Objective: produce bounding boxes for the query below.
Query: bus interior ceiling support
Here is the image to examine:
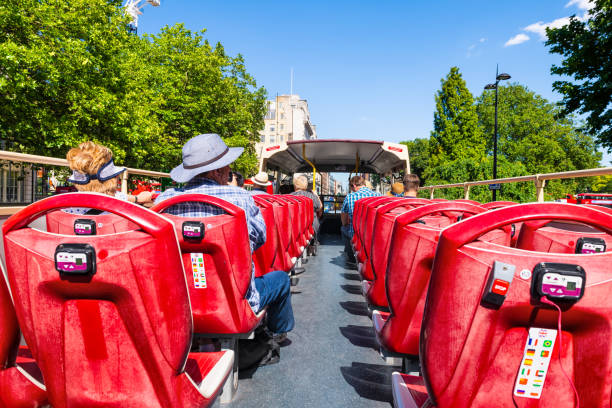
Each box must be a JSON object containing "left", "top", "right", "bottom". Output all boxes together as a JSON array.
[{"left": 302, "top": 144, "right": 317, "bottom": 193}]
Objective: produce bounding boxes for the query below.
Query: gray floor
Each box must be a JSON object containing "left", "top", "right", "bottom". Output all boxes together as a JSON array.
[{"left": 229, "top": 233, "right": 397, "bottom": 407}]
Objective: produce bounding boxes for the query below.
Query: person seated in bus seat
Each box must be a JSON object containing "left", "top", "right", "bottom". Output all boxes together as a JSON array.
[
  {"left": 228, "top": 171, "right": 244, "bottom": 187},
  {"left": 291, "top": 174, "right": 323, "bottom": 238},
  {"left": 154, "top": 133, "right": 295, "bottom": 339},
  {"left": 403, "top": 173, "right": 420, "bottom": 198},
  {"left": 387, "top": 182, "right": 404, "bottom": 197},
  {"left": 64, "top": 141, "right": 153, "bottom": 215},
  {"left": 340, "top": 175, "right": 380, "bottom": 263},
  {"left": 250, "top": 172, "right": 271, "bottom": 195}
]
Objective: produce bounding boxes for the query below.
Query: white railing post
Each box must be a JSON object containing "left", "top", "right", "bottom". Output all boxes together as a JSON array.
[
  {"left": 121, "top": 170, "right": 129, "bottom": 195},
  {"left": 464, "top": 184, "right": 470, "bottom": 200},
  {"left": 429, "top": 188, "right": 435, "bottom": 200},
  {"left": 535, "top": 176, "right": 546, "bottom": 202}
]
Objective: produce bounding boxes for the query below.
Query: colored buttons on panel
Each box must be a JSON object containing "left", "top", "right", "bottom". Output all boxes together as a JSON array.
[
  {"left": 191, "top": 252, "right": 207, "bottom": 289},
  {"left": 513, "top": 327, "right": 557, "bottom": 399}
]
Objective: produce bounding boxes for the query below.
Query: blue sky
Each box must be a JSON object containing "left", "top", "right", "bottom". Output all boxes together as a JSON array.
[{"left": 138, "top": 0, "right": 609, "bottom": 164}]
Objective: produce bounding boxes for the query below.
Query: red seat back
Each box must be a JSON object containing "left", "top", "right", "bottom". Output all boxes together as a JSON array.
[
  {"left": 351, "top": 196, "right": 381, "bottom": 252},
  {"left": 252, "top": 196, "right": 278, "bottom": 277},
  {"left": 357, "top": 196, "right": 397, "bottom": 277},
  {"left": 261, "top": 195, "right": 295, "bottom": 270},
  {"left": 281, "top": 195, "right": 307, "bottom": 247},
  {"left": 3, "top": 193, "right": 201, "bottom": 407},
  {"left": 380, "top": 203, "right": 510, "bottom": 355},
  {"left": 46, "top": 209, "right": 138, "bottom": 234},
  {"left": 0, "top": 271, "right": 48, "bottom": 407},
  {"left": 516, "top": 219, "right": 612, "bottom": 254},
  {"left": 366, "top": 199, "right": 431, "bottom": 307},
  {"left": 151, "top": 194, "right": 261, "bottom": 335},
  {"left": 422, "top": 203, "right": 612, "bottom": 407},
  {"left": 481, "top": 200, "right": 517, "bottom": 210}
]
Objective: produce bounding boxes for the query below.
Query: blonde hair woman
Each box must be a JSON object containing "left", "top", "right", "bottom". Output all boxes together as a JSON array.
[{"left": 65, "top": 141, "right": 152, "bottom": 214}]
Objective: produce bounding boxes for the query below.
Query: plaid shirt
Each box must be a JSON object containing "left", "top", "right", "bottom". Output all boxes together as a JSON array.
[
  {"left": 155, "top": 176, "right": 265, "bottom": 312},
  {"left": 341, "top": 187, "right": 380, "bottom": 235}
]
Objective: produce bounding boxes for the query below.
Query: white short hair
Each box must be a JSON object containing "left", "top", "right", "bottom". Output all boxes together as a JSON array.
[{"left": 293, "top": 175, "right": 308, "bottom": 190}]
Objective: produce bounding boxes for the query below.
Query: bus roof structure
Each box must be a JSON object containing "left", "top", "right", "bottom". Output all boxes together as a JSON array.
[{"left": 259, "top": 139, "right": 410, "bottom": 175}]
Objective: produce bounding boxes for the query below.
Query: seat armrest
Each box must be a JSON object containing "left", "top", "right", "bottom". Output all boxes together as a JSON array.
[{"left": 392, "top": 372, "right": 430, "bottom": 408}]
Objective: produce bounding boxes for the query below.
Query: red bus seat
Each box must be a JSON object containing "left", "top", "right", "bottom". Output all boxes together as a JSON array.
[
  {"left": 46, "top": 208, "right": 139, "bottom": 235},
  {"left": 516, "top": 219, "right": 612, "bottom": 254},
  {"left": 415, "top": 203, "right": 612, "bottom": 407},
  {"left": 0, "top": 272, "right": 47, "bottom": 408},
  {"left": 374, "top": 203, "right": 511, "bottom": 357},
  {"left": 3, "top": 193, "right": 233, "bottom": 407},
  {"left": 281, "top": 195, "right": 308, "bottom": 251},
  {"left": 351, "top": 196, "right": 382, "bottom": 255},
  {"left": 364, "top": 199, "right": 431, "bottom": 308},
  {"left": 357, "top": 196, "right": 397, "bottom": 279},
  {"left": 151, "top": 194, "right": 265, "bottom": 336},
  {"left": 481, "top": 201, "right": 517, "bottom": 210},
  {"left": 256, "top": 195, "right": 297, "bottom": 270},
  {"left": 252, "top": 197, "right": 279, "bottom": 277}
]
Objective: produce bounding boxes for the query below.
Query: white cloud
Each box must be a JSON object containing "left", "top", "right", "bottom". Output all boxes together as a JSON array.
[
  {"left": 524, "top": 16, "right": 571, "bottom": 40},
  {"left": 479, "top": 37, "right": 486, "bottom": 43},
  {"left": 566, "top": 0, "right": 595, "bottom": 10},
  {"left": 504, "top": 33, "right": 530, "bottom": 47}
]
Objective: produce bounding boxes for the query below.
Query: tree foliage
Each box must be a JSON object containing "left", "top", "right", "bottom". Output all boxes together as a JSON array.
[
  {"left": 405, "top": 75, "right": 602, "bottom": 203},
  {"left": 546, "top": 0, "right": 612, "bottom": 149},
  {"left": 476, "top": 83, "right": 601, "bottom": 199},
  {"left": 400, "top": 138, "right": 430, "bottom": 183},
  {"left": 0, "top": 0, "right": 266, "bottom": 176},
  {"left": 429, "top": 67, "right": 485, "bottom": 165}
]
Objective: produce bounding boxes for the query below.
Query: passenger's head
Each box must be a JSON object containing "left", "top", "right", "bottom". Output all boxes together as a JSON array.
[
  {"left": 66, "top": 141, "right": 125, "bottom": 195},
  {"left": 349, "top": 176, "right": 365, "bottom": 192},
  {"left": 250, "top": 172, "right": 271, "bottom": 190},
  {"left": 293, "top": 175, "right": 309, "bottom": 191},
  {"left": 170, "top": 133, "right": 244, "bottom": 185},
  {"left": 391, "top": 182, "right": 404, "bottom": 195},
  {"left": 228, "top": 171, "right": 244, "bottom": 187},
  {"left": 403, "top": 173, "right": 420, "bottom": 195}
]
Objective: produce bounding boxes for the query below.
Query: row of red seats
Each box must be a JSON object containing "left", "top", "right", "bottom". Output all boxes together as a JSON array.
[
  {"left": 350, "top": 197, "right": 612, "bottom": 407},
  {"left": 0, "top": 191, "right": 315, "bottom": 407}
]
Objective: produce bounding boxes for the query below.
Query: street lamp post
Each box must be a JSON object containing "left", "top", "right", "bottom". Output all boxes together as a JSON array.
[
  {"left": 123, "top": 0, "right": 160, "bottom": 33},
  {"left": 484, "top": 66, "right": 511, "bottom": 201}
]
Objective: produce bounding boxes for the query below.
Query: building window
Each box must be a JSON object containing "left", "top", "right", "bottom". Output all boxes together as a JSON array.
[
  {"left": 260, "top": 134, "right": 265, "bottom": 142},
  {"left": 280, "top": 136, "right": 284, "bottom": 142},
  {"left": 280, "top": 124, "right": 284, "bottom": 130},
  {"left": 270, "top": 136, "right": 276, "bottom": 143},
  {"left": 280, "top": 113, "right": 285, "bottom": 119},
  {"left": 270, "top": 126, "right": 275, "bottom": 132}
]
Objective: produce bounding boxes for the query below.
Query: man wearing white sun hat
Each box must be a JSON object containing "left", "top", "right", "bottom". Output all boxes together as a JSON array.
[
  {"left": 154, "top": 133, "right": 294, "bottom": 339},
  {"left": 250, "top": 172, "right": 271, "bottom": 195}
]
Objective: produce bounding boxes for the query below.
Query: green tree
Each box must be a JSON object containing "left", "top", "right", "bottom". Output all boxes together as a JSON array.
[
  {"left": 476, "top": 83, "right": 601, "bottom": 199},
  {"left": 0, "top": 0, "right": 139, "bottom": 161},
  {"left": 545, "top": 0, "right": 612, "bottom": 149},
  {"left": 0, "top": 0, "right": 267, "bottom": 176},
  {"left": 429, "top": 67, "right": 485, "bottom": 165},
  {"left": 401, "top": 138, "right": 430, "bottom": 183},
  {"left": 133, "top": 24, "right": 266, "bottom": 174}
]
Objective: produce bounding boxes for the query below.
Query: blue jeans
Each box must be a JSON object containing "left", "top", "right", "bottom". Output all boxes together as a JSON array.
[
  {"left": 255, "top": 270, "right": 295, "bottom": 334},
  {"left": 341, "top": 225, "right": 355, "bottom": 261}
]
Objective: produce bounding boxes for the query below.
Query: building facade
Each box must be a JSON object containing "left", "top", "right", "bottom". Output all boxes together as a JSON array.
[{"left": 257, "top": 94, "right": 316, "bottom": 150}]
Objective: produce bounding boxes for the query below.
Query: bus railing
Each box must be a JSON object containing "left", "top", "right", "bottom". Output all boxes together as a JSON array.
[
  {"left": 0, "top": 150, "right": 170, "bottom": 215},
  {"left": 421, "top": 166, "right": 612, "bottom": 202}
]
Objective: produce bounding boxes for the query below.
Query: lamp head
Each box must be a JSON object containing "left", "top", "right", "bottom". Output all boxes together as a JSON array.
[
  {"left": 484, "top": 83, "right": 497, "bottom": 90},
  {"left": 496, "top": 73, "right": 511, "bottom": 81}
]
